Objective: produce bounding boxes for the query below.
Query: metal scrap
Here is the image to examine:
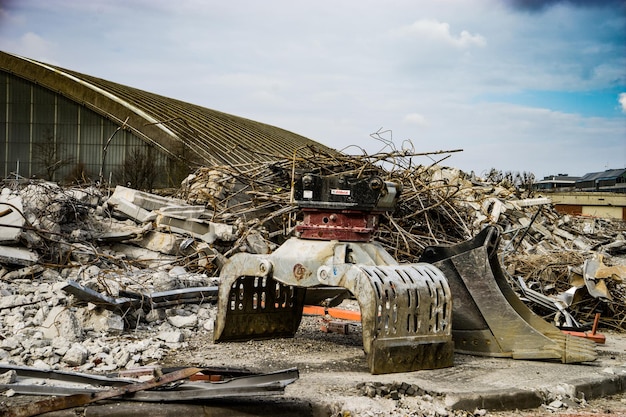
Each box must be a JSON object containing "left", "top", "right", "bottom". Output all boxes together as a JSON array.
[
  {"left": 0, "top": 364, "right": 299, "bottom": 405},
  {"left": 62, "top": 280, "right": 219, "bottom": 311},
  {"left": 2, "top": 366, "right": 201, "bottom": 417}
]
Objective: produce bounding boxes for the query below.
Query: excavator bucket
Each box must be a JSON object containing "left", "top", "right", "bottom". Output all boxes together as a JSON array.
[{"left": 419, "top": 226, "right": 597, "bottom": 363}]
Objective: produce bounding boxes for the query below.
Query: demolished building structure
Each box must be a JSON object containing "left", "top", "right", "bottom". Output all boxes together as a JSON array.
[
  {"left": 0, "top": 150, "right": 624, "bottom": 376},
  {"left": 0, "top": 50, "right": 625, "bottom": 414}
]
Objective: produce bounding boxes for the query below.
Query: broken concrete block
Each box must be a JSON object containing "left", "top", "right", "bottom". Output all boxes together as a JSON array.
[
  {"left": 40, "top": 306, "right": 84, "bottom": 341},
  {"left": 157, "top": 205, "right": 210, "bottom": 219},
  {"left": 202, "top": 320, "right": 214, "bottom": 331},
  {"left": 511, "top": 197, "right": 551, "bottom": 207},
  {"left": 0, "top": 294, "right": 29, "bottom": 309},
  {"left": 106, "top": 193, "right": 156, "bottom": 223},
  {"left": 482, "top": 198, "right": 504, "bottom": 223},
  {"left": 136, "top": 230, "right": 185, "bottom": 255},
  {"left": 81, "top": 309, "right": 125, "bottom": 334},
  {"left": 1, "top": 264, "right": 44, "bottom": 280},
  {"left": 114, "top": 349, "right": 131, "bottom": 368},
  {"left": 130, "top": 189, "right": 186, "bottom": 211},
  {"left": 50, "top": 337, "right": 72, "bottom": 356},
  {"left": 0, "top": 370, "right": 17, "bottom": 384},
  {"left": 145, "top": 309, "right": 166, "bottom": 323},
  {"left": 156, "top": 214, "right": 237, "bottom": 243},
  {"left": 157, "top": 330, "right": 184, "bottom": 343},
  {"left": 153, "top": 270, "right": 178, "bottom": 291},
  {"left": 0, "top": 191, "right": 24, "bottom": 242},
  {"left": 108, "top": 243, "right": 177, "bottom": 268},
  {"left": 246, "top": 231, "right": 272, "bottom": 254},
  {"left": 167, "top": 314, "right": 198, "bottom": 329},
  {"left": 0, "top": 245, "right": 39, "bottom": 266},
  {"left": 106, "top": 186, "right": 191, "bottom": 223},
  {"left": 62, "top": 343, "right": 89, "bottom": 366},
  {"left": 1, "top": 337, "right": 21, "bottom": 351},
  {"left": 553, "top": 227, "right": 576, "bottom": 241},
  {"left": 32, "top": 360, "right": 51, "bottom": 370}
]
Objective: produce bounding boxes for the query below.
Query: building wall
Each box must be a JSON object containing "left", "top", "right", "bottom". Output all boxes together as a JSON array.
[
  {"left": 581, "top": 206, "right": 623, "bottom": 219},
  {"left": 0, "top": 71, "right": 168, "bottom": 187},
  {"left": 553, "top": 204, "right": 582, "bottom": 216},
  {"left": 547, "top": 192, "right": 626, "bottom": 220}
]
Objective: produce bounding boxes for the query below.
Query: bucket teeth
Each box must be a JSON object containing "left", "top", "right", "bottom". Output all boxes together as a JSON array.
[{"left": 419, "top": 226, "right": 597, "bottom": 364}]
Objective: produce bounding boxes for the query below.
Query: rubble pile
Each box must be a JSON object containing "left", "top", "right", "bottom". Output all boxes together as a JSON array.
[
  {"left": 0, "top": 149, "right": 625, "bottom": 376},
  {"left": 180, "top": 150, "right": 626, "bottom": 329}
]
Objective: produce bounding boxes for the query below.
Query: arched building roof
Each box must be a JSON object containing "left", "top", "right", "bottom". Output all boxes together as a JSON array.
[{"left": 0, "top": 50, "right": 336, "bottom": 169}]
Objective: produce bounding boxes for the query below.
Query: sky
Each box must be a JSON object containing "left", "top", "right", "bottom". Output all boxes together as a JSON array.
[{"left": 0, "top": 0, "right": 624, "bottom": 179}]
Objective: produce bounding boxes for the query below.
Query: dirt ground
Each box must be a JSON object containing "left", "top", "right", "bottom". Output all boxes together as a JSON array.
[
  {"left": 159, "top": 308, "right": 626, "bottom": 417},
  {"left": 1, "top": 310, "right": 624, "bottom": 417}
]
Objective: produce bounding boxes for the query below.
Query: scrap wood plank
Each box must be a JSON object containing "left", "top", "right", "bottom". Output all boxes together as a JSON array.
[{"left": 3, "top": 367, "right": 201, "bottom": 417}]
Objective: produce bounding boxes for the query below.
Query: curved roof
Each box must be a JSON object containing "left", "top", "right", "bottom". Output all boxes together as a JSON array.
[{"left": 0, "top": 51, "right": 337, "bottom": 167}]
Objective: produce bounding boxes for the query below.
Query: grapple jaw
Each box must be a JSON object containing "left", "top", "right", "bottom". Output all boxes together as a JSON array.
[
  {"left": 319, "top": 263, "right": 454, "bottom": 374},
  {"left": 213, "top": 274, "right": 306, "bottom": 341},
  {"left": 419, "top": 226, "right": 597, "bottom": 364},
  {"left": 213, "top": 239, "right": 454, "bottom": 374}
]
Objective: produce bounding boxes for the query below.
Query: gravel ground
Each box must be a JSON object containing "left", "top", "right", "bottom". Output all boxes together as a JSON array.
[{"left": 160, "top": 306, "right": 626, "bottom": 417}]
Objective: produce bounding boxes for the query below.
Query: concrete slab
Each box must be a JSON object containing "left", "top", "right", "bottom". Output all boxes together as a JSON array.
[
  {"left": 156, "top": 214, "right": 237, "bottom": 243},
  {"left": 275, "top": 331, "right": 626, "bottom": 414},
  {"left": 106, "top": 194, "right": 155, "bottom": 223},
  {"left": 136, "top": 230, "right": 185, "bottom": 255},
  {"left": 0, "top": 245, "right": 39, "bottom": 266},
  {"left": 157, "top": 205, "right": 210, "bottom": 219},
  {"left": 0, "top": 192, "right": 24, "bottom": 242}
]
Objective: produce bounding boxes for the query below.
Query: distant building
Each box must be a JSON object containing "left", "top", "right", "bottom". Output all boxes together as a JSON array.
[
  {"left": 575, "top": 168, "right": 626, "bottom": 193},
  {"left": 533, "top": 174, "right": 580, "bottom": 192},
  {"left": 548, "top": 192, "right": 626, "bottom": 220},
  {"left": 534, "top": 169, "right": 626, "bottom": 220},
  {"left": 0, "top": 51, "right": 336, "bottom": 188}
]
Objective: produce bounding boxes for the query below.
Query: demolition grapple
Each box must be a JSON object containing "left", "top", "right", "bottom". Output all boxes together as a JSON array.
[
  {"left": 213, "top": 173, "right": 597, "bottom": 375},
  {"left": 213, "top": 173, "right": 454, "bottom": 374}
]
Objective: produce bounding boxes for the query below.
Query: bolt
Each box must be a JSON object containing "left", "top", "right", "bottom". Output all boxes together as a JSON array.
[
  {"left": 319, "top": 268, "right": 328, "bottom": 281},
  {"left": 293, "top": 263, "right": 306, "bottom": 280}
]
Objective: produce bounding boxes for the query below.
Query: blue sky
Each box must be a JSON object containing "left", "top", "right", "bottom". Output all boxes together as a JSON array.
[{"left": 0, "top": 0, "right": 624, "bottom": 179}]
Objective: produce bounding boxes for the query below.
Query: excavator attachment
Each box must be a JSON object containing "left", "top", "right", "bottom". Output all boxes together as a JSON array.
[
  {"left": 419, "top": 226, "right": 597, "bottom": 363},
  {"left": 318, "top": 262, "right": 453, "bottom": 374},
  {"left": 214, "top": 274, "right": 307, "bottom": 341},
  {"left": 213, "top": 239, "right": 454, "bottom": 374},
  {"left": 214, "top": 173, "right": 454, "bottom": 374}
]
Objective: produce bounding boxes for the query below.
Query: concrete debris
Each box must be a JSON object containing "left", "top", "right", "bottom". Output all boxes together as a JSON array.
[
  {"left": 0, "top": 150, "right": 624, "bottom": 414},
  {"left": 358, "top": 381, "right": 427, "bottom": 398},
  {"left": 0, "top": 190, "right": 24, "bottom": 243},
  {"left": 0, "top": 246, "right": 39, "bottom": 267}
]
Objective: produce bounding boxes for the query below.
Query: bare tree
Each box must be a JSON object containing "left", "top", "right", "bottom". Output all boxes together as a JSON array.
[
  {"left": 33, "top": 129, "right": 75, "bottom": 180},
  {"left": 115, "top": 146, "right": 159, "bottom": 191}
]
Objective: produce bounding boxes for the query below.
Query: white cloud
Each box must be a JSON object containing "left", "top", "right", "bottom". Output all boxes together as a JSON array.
[
  {"left": 404, "top": 113, "right": 428, "bottom": 126},
  {"left": 395, "top": 19, "right": 486, "bottom": 48},
  {"left": 0, "top": 0, "right": 623, "bottom": 178},
  {"left": 0, "top": 32, "right": 58, "bottom": 64}
]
